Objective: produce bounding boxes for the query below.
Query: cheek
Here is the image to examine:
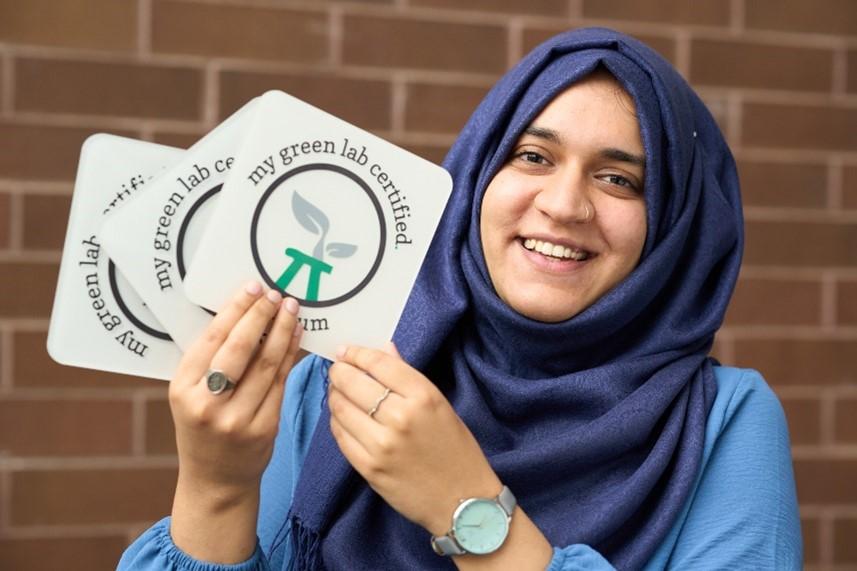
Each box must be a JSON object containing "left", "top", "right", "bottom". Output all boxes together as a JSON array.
[{"left": 605, "top": 200, "right": 647, "bottom": 263}]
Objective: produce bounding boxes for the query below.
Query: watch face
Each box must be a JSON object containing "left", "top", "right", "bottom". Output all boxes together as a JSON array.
[{"left": 452, "top": 498, "right": 509, "bottom": 555}]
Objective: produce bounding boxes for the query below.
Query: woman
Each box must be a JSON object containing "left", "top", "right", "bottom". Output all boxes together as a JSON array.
[{"left": 119, "top": 27, "right": 801, "bottom": 570}]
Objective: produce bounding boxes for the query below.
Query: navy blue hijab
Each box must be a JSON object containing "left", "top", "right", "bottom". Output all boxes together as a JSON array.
[{"left": 285, "top": 27, "right": 743, "bottom": 570}]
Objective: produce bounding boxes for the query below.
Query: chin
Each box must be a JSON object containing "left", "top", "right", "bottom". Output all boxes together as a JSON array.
[{"left": 509, "top": 298, "right": 583, "bottom": 323}]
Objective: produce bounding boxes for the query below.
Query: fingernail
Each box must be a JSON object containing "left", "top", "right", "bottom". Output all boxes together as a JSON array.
[
  {"left": 335, "top": 345, "right": 347, "bottom": 359},
  {"left": 284, "top": 297, "right": 299, "bottom": 315},
  {"left": 245, "top": 281, "right": 262, "bottom": 295},
  {"left": 266, "top": 289, "right": 282, "bottom": 304}
]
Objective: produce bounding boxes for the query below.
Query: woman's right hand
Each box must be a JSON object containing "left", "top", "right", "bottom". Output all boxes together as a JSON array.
[{"left": 168, "top": 281, "right": 302, "bottom": 563}]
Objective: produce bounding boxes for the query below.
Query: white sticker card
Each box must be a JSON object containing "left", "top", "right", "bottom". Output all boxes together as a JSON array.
[
  {"left": 100, "top": 100, "right": 259, "bottom": 350},
  {"left": 184, "top": 90, "right": 453, "bottom": 360},
  {"left": 47, "top": 134, "right": 185, "bottom": 380}
]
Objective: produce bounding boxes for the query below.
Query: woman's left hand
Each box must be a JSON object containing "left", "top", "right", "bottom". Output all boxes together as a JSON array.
[{"left": 328, "top": 344, "right": 502, "bottom": 536}]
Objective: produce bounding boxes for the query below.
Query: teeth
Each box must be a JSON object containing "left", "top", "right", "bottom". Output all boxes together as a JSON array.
[{"left": 522, "top": 238, "right": 589, "bottom": 260}]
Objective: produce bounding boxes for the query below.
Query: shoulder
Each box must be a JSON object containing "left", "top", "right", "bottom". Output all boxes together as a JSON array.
[
  {"left": 649, "top": 367, "right": 802, "bottom": 569},
  {"left": 708, "top": 366, "right": 787, "bottom": 445}
]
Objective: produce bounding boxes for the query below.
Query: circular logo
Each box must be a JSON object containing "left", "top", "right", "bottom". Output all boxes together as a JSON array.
[
  {"left": 176, "top": 184, "right": 222, "bottom": 280},
  {"left": 108, "top": 260, "right": 172, "bottom": 341},
  {"left": 250, "top": 163, "right": 385, "bottom": 308}
]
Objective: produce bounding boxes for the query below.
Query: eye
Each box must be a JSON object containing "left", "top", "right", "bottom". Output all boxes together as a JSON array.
[
  {"left": 515, "top": 151, "right": 548, "bottom": 165},
  {"left": 599, "top": 173, "right": 641, "bottom": 193}
]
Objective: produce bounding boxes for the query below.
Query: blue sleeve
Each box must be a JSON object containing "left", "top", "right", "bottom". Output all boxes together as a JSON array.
[
  {"left": 117, "top": 355, "right": 328, "bottom": 571},
  {"left": 656, "top": 369, "right": 802, "bottom": 569},
  {"left": 116, "top": 517, "right": 270, "bottom": 571}
]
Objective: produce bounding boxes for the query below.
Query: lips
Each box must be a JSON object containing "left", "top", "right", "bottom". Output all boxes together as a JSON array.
[{"left": 521, "top": 237, "right": 592, "bottom": 261}]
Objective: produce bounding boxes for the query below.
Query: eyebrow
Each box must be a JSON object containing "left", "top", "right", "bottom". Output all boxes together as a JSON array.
[{"left": 522, "top": 126, "right": 646, "bottom": 169}]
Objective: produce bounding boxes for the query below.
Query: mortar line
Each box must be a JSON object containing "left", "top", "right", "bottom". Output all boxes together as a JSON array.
[
  {"left": 820, "top": 272, "right": 838, "bottom": 331},
  {"left": 820, "top": 389, "right": 837, "bottom": 446},
  {"left": 729, "top": 0, "right": 745, "bottom": 33},
  {"left": 390, "top": 74, "right": 406, "bottom": 136},
  {"left": 137, "top": 0, "right": 153, "bottom": 57},
  {"left": 832, "top": 46, "right": 848, "bottom": 96},
  {"left": 329, "top": 5, "right": 344, "bottom": 68},
  {"left": 828, "top": 156, "right": 844, "bottom": 210},
  {"left": 508, "top": 17, "right": 524, "bottom": 69}
]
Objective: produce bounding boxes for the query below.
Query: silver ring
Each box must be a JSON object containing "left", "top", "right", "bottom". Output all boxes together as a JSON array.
[
  {"left": 205, "top": 369, "right": 236, "bottom": 395},
  {"left": 367, "top": 387, "right": 392, "bottom": 418}
]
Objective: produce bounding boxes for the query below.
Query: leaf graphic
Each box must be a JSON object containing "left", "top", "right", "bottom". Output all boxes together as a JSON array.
[
  {"left": 326, "top": 242, "right": 357, "bottom": 258},
  {"left": 292, "top": 191, "right": 329, "bottom": 236}
]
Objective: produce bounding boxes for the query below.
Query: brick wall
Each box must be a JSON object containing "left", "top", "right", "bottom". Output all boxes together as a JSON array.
[{"left": 0, "top": 0, "right": 855, "bottom": 569}]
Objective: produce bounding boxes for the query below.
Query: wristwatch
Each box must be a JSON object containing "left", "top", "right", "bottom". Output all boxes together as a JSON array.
[{"left": 431, "top": 486, "right": 516, "bottom": 556}]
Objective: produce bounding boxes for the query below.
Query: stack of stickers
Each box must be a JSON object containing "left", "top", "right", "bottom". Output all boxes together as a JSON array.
[{"left": 47, "top": 91, "right": 453, "bottom": 380}]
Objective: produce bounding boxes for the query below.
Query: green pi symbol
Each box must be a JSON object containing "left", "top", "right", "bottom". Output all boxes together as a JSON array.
[
  {"left": 276, "top": 248, "right": 332, "bottom": 302},
  {"left": 277, "top": 190, "right": 357, "bottom": 302}
]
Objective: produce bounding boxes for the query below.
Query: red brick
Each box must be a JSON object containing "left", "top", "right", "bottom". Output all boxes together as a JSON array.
[
  {"left": 405, "top": 82, "right": 488, "bottom": 135},
  {"left": 343, "top": 14, "right": 506, "bottom": 74},
  {"left": 0, "top": 192, "right": 10, "bottom": 248},
  {"left": 219, "top": 71, "right": 392, "bottom": 131},
  {"left": 22, "top": 193, "right": 71, "bottom": 250},
  {"left": 16, "top": 58, "right": 202, "bottom": 121},
  {"left": 399, "top": 143, "right": 450, "bottom": 165},
  {"left": 737, "top": 159, "right": 827, "bottom": 209},
  {"left": 11, "top": 467, "right": 176, "bottom": 525},
  {"left": 742, "top": 102, "right": 857, "bottom": 152},
  {"left": 152, "top": 1, "right": 328, "bottom": 63},
  {"left": 522, "top": 26, "right": 676, "bottom": 65},
  {"left": 582, "top": 0, "right": 729, "bottom": 26},
  {"left": 745, "top": 0, "right": 857, "bottom": 36},
  {"left": 733, "top": 338, "right": 857, "bottom": 386},
  {"left": 794, "top": 458, "right": 857, "bottom": 503},
  {"left": 744, "top": 220, "right": 857, "bottom": 267},
  {"left": 802, "top": 517, "right": 821, "bottom": 564},
  {"left": 0, "top": 398, "right": 132, "bottom": 456},
  {"left": 14, "top": 330, "right": 161, "bottom": 389},
  {"left": 151, "top": 131, "right": 203, "bottom": 149},
  {"left": 412, "top": 0, "right": 567, "bottom": 16},
  {"left": 0, "top": 261, "right": 59, "bottom": 317},
  {"left": 690, "top": 39, "right": 833, "bottom": 92},
  {"left": 839, "top": 281, "right": 857, "bottom": 325},
  {"left": 0, "top": 536, "right": 128, "bottom": 571},
  {"left": 0, "top": 122, "right": 133, "bottom": 181},
  {"left": 0, "top": 0, "right": 136, "bottom": 51},
  {"left": 146, "top": 398, "right": 176, "bottom": 455},
  {"left": 834, "top": 517, "right": 857, "bottom": 563},
  {"left": 844, "top": 165, "right": 857, "bottom": 210},
  {"left": 834, "top": 397, "right": 857, "bottom": 444},
  {"left": 725, "top": 278, "right": 822, "bottom": 326},
  {"left": 780, "top": 396, "right": 821, "bottom": 445}
]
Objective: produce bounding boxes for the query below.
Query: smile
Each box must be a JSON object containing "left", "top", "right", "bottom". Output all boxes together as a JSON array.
[{"left": 522, "top": 238, "right": 591, "bottom": 261}]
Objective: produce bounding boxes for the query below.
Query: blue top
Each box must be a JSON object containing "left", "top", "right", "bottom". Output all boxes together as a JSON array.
[{"left": 118, "top": 357, "right": 802, "bottom": 570}]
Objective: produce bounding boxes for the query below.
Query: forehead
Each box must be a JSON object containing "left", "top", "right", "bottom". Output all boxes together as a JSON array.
[{"left": 527, "top": 72, "right": 642, "bottom": 149}]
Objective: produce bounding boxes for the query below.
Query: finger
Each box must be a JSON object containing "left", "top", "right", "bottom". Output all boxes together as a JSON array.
[
  {"left": 207, "top": 289, "right": 283, "bottom": 385},
  {"left": 248, "top": 363, "right": 287, "bottom": 436},
  {"left": 231, "top": 297, "right": 301, "bottom": 410},
  {"left": 329, "top": 414, "right": 374, "bottom": 474},
  {"left": 328, "top": 385, "right": 386, "bottom": 454},
  {"left": 176, "top": 282, "right": 264, "bottom": 384},
  {"left": 329, "top": 360, "right": 403, "bottom": 421},
  {"left": 383, "top": 341, "right": 401, "bottom": 358},
  {"left": 335, "top": 345, "right": 412, "bottom": 395}
]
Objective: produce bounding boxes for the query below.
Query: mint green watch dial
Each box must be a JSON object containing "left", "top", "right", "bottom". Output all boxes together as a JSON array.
[{"left": 452, "top": 498, "right": 509, "bottom": 554}]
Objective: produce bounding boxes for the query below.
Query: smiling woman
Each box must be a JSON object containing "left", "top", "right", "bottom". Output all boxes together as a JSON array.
[
  {"left": 118, "top": 27, "right": 801, "bottom": 571},
  {"left": 480, "top": 70, "right": 648, "bottom": 323}
]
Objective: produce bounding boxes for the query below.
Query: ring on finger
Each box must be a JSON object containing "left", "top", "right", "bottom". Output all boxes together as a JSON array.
[
  {"left": 205, "top": 369, "right": 236, "bottom": 395},
  {"left": 367, "top": 387, "right": 392, "bottom": 418}
]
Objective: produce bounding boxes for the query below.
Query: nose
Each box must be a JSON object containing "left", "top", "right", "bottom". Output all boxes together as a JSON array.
[{"left": 532, "top": 167, "right": 593, "bottom": 224}]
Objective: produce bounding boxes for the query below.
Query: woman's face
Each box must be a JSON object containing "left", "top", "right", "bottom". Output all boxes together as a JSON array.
[{"left": 480, "top": 72, "right": 647, "bottom": 323}]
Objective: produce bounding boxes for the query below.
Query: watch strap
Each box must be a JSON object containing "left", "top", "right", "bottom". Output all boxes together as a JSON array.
[{"left": 497, "top": 485, "right": 516, "bottom": 516}]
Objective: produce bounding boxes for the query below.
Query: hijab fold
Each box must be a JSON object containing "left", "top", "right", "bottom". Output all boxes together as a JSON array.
[{"left": 285, "top": 27, "right": 743, "bottom": 570}]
